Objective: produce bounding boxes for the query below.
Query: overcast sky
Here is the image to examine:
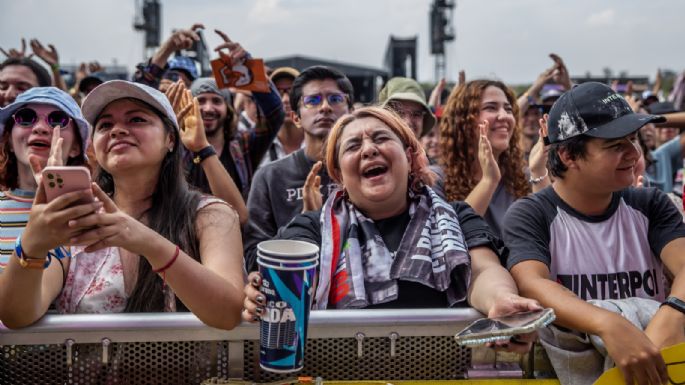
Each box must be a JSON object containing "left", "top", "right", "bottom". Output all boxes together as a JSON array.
[{"left": 1, "top": 0, "right": 683, "bottom": 84}]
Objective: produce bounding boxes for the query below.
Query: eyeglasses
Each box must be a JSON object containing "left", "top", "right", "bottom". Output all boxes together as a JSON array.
[
  {"left": 13, "top": 108, "right": 71, "bottom": 129},
  {"left": 389, "top": 104, "right": 426, "bottom": 120},
  {"left": 301, "top": 93, "right": 347, "bottom": 109}
]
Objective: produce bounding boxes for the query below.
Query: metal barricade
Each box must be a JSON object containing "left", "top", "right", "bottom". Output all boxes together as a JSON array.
[{"left": 0, "top": 308, "right": 507, "bottom": 385}]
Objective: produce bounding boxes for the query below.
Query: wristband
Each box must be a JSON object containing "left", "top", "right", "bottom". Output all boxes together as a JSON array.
[
  {"left": 14, "top": 236, "right": 51, "bottom": 269},
  {"left": 193, "top": 146, "right": 217, "bottom": 164},
  {"left": 50, "top": 63, "right": 60, "bottom": 71},
  {"left": 529, "top": 169, "right": 549, "bottom": 184},
  {"left": 661, "top": 296, "right": 685, "bottom": 315}
]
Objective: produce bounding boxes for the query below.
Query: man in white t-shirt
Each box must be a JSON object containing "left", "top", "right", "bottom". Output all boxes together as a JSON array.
[{"left": 504, "top": 82, "right": 685, "bottom": 385}]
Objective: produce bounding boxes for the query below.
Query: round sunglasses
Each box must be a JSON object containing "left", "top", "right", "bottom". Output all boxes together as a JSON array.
[{"left": 12, "top": 108, "right": 72, "bottom": 129}]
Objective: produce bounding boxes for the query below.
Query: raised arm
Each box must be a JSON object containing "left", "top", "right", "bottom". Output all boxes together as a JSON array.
[
  {"left": 166, "top": 81, "right": 248, "bottom": 224},
  {"left": 30, "top": 39, "right": 65, "bottom": 91},
  {"left": 464, "top": 120, "right": 499, "bottom": 216},
  {"left": 213, "top": 29, "right": 284, "bottom": 167},
  {"left": 134, "top": 24, "right": 203, "bottom": 88}
]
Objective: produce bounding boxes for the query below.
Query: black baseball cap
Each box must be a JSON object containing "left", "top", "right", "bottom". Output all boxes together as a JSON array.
[
  {"left": 546, "top": 82, "right": 666, "bottom": 144},
  {"left": 647, "top": 101, "right": 678, "bottom": 115}
]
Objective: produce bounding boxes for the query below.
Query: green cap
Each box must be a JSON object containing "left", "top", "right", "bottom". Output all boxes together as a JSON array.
[{"left": 378, "top": 77, "right": 436, "bottom": 137}]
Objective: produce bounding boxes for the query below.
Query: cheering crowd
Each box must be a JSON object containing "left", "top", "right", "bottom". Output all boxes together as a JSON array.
[{"left": 1, "top": 24, "right": 685, "bottom": 385}]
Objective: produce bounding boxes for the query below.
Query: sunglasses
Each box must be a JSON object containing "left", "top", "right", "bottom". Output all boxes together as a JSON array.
[
  {"left": 301, "top": 93, "right": 347, "bottom": 109},
  {"left": 13, "top": 108, "right": 71, "bottom": 129}
]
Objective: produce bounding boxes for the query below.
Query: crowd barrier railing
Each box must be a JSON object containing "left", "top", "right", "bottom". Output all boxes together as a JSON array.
[{"left": 0, "top": 308, "right": 556, "bottom": 384}]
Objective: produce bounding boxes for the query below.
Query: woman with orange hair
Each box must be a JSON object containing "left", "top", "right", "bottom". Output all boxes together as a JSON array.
[
  {"left": 439, "top": 80, "right": 549, "bottom": 237},
  {"left": 241, "top": 106, "right": 540, "bottom": 352}
]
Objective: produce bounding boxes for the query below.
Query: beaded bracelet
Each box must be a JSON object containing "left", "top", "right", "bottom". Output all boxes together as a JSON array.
[{"left": 529, "top": 169, "right": 549, "bottom": 184}]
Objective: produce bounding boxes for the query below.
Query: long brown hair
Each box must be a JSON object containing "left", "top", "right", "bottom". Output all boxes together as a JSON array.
[
  {"left": 93, "top": 98, "right": 206, "bottom": 313},
  {"left": 439, "top": 79, "right": 529, "bottom": 201}
]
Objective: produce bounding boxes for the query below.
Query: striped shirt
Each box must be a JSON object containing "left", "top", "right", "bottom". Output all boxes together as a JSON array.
[{"left": 0, "top": 189, "right": 35, "bottom": 273}]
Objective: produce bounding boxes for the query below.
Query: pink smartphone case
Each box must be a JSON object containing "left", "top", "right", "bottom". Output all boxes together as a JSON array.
[{"left": 42, "top": 166, "right": 92, "bottom": 203}]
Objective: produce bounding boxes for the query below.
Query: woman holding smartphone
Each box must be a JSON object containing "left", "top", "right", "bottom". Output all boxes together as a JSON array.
[
  {"left": 0, "top": 87, "right": 89, "bottom": 274},
  {"left": 0, "top": 80, "right": 245, "bottom": 330}
]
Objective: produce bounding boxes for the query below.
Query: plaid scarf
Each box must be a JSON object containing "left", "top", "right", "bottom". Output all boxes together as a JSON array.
[{"left": 315, "top": 186, "right": 470, "bottom": 309}]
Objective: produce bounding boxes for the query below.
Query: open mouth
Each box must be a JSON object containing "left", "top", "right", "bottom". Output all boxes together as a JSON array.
[
  {"left": 362, "top": 165, "right": 388, "bottom": 178},
  {"left": 28, "top": 140, "right": 50, "bottom": 149}
]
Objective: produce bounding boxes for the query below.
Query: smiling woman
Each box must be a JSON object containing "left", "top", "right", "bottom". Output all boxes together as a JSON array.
[
  {"left": 0, "top": 87, "right": 89, "bottom": 274},
  {"left": 438, "top": 80, "right": 530, "bottom": 237},
  {"left": 0, "top": 81, "right": 245, "bottom": 331},
  {"left": 241, "top": 106, "right": 542, "bottom": 354}
]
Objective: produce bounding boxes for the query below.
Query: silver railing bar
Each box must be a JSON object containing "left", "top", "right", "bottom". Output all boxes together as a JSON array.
[{"left": 0, "top": 308, "right": 482, "bottom": 345}]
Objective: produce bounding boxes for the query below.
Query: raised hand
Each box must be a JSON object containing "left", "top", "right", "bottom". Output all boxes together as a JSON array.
[
  {"left": 653, "top": 68, "right": 662, "bottom": 94},
  {"left": 166, "top": 23, "right": 204, "bottom": 52},
  {"left": 528, "top": 114, "right": 550, "bottom": 180},
  {"left": 28, "top": 126, "right": 65, "bottom": 186},
  {"left": 478, "top": 120, "right": 501, "bottom": 184},
  {"left": 549, "top": 53, "right": 572, "bottom": 90},
  {"left": 29, "top": 39, "right": 59, "bottom": 67},
  {"left": 152, "top": 23, "right": 204, "bottom": 68},
  {"left": 429, "top": 78, "right": 446, "bottom": 109},
  {"left": 623, "top": 81, "right": 642, "bottom": 112},
  {"left": 166, "top": 80, "right": 210, "bottom": 152},
  {"left": 0, "top": 38, "right": 33, "bottom": 59},
  {"left": 213, "top": 29, "right": 248, "bottom": 64},
  {"left": 88, "top": 61, "right": 103, "bottom": 74},
  {"left": 458, "top": 70, "right": 466, "bottom": 87},
  {"left": 302, "top": 161, "right": 323, "bottom": 212}
]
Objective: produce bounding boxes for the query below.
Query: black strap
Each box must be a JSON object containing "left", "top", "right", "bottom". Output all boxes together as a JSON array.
[{"left": 56, "top": 256, "right": 67, "bottom": 293}]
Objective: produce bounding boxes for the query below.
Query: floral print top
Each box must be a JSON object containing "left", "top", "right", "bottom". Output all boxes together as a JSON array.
[{"left": 56, "top": 196, "right": 227, "bottom": 314}]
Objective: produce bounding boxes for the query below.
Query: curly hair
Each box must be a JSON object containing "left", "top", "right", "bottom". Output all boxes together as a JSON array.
[{"left": 439, "top": 79, "right": 529, "bottom": 202}]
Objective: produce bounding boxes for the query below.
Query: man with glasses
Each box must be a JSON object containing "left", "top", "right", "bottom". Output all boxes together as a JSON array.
[
  {"left": 378, "top": 77, "right": 436, "bottom": 140},
  {"left": 259, "top": 67, "right": 304, "bottom": 166},
  {"left": 244, "top": 66, "right": 354, "bottom": 271}
]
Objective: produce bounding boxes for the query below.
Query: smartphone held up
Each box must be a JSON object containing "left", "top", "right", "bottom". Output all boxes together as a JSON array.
[{"left": 42, "top": 166, "right": 93, "bottom": 204}]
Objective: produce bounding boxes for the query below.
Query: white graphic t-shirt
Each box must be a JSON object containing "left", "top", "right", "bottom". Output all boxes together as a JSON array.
[{"left": 504, "top": 186, "right": 685, "bottom": 301}]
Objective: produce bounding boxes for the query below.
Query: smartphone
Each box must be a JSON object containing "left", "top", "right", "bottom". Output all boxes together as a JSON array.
[
  {"left": 454, "top": 308, "right": 556, "bottom": 347},
  {"left": 42, "top": 166, "right": 93, "bottom": 204}
]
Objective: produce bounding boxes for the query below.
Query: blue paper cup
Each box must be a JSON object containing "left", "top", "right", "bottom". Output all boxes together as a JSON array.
[{"left": 256, "top": 240, "right": 319, "bottom": 373}]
